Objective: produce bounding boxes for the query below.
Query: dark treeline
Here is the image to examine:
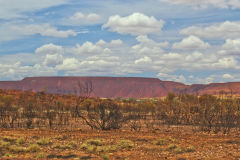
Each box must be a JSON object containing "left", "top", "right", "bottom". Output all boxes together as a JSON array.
[{"left": 0, "top": 89, "right": 240, "bottom": 134}]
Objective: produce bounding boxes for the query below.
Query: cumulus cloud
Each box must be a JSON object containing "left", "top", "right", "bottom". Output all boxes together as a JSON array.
[
  {"left": 0, "top": 62, "right": 58, "bottom": 80},
  {"left": 12, "top": 24, "right": 77, "bottom": 38},
  {"left": 69, "top": 12, "right": 101, "bottom": 25},
  {"left": 0, "top": 23, "right": 77, "bottom": 41},
  {"left": 135, "top": 56, "right": 152, "bottom": 64},
  {"left": 56, "top": 58, "right": 80, "bottom": 71},
  {"left": 185, "top": 52, "right": 203, "bottom": 61},
  {"left": 180, "top": 21, "right": 240, "bottom": 39},
  {"left": 162, "top": 0, "right": 240, "bottom": 9},
  {"left": 35, "top": 43, "right": 64, "bottom": 67},
  {"left": 212, "top": 57, "right": 239, "bottom": 69},
  {"left": 223, "top": 73, "right": 233, "bottom": 79},
  {"left": 172, "top": 35, "right": 210, "bottom": 50},
  {"left": 0, "top": 0, "right": 69, "bottom": 19},
  {"left": 219, "top": 39, "right": 240, "bottom": 56},
  {"left": 131, "top": 35, "right": 168, "bottom": 56},
  {"left": 69, "top": 42, "right": 111, "bottom": 55},
  {"left": 96, "top": 39, "right": 123, "bottom": 46},
  {"left": 110, "top": 39, "right": 123, "bottom": 46},
  {"left": 102, "top": 12, "right": 164, "bottom": 35},
  {"left": 35, "top": 43, "right": 64, "bottom": 55},
  {"left": 157, "top": 72, "right": 186, "bottom": 83},
  {"left": 43, "top": 54, "right": 63, "bottom": 67}
]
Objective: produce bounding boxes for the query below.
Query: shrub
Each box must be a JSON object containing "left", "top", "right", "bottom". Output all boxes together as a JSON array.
[
  {"left": 4, "top": 153, "right": 13, "bottom": 158},
  {"left": 117, "top": 140, "right": 134, "bottom": 149},
  {"left": 101, "top": 153, "right": 110, "bottom": 160},
  {"left": 52, "top": 143, "right": 74, "bottom": 150},
  {"left": 2, "top": 136, "right": 16, "bottom": 143},
  {"left": 168, "top": 144, "right": 183, "bottom": 154},
  {"left": 36, "top": 152, "right": 45, "bottom": 158},
  {"left": 186, "top": 145, "right": 196, "bottom": 152},
  {"left": 16, "top": 138, "right": 25, "bottom": 145},
  {"left": 80, "top": 143, "right": 96, "bottom": 153},
  {"left": 96, "top": 145, "right": 117, "bottom": 153},
  {"left": 86, "top": 139, "right": 103, "bottom": 146},
  {"left": 68, "top": 141, "right": 78, "bottom": 149},
  {"left": 37, "top": 138, "right": 50, "bottom": 145},
  {"left": 27, "top": 144, "right": 40, "bottom": 153},
  {"left": 0, "top": 141, "right": 10, "bottom": 148},
  {"left": 168, "top": 137, "right": 176, "bottom": 142},
  {"left": 9, "top": 145, "right": 26, "bottom": 153},
  {"left": 168, "top": 144, "right": 177, "bottom": 150},
  {"left": 174, "top": 146, "right": 183, "bottom": 154},
  {"left": 153, "top": 139, "right": 165, "bottom": 145}
]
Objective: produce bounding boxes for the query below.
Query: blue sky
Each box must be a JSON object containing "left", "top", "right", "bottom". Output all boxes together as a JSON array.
[{"left": 0, "top": 0, "right": 240, "bottom": 84}]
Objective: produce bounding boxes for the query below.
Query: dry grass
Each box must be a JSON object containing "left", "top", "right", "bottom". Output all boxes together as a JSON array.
[{"left": 0, "top": 128, "right": 239, "bottom": 160}]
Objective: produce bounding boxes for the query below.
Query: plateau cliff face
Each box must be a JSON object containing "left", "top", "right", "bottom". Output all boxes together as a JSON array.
[{"left": 0, "top": 77, "right": 239, "bottom": 98}]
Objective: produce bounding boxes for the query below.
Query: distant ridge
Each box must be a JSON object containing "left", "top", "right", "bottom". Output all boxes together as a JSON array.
[{"left": 0, "top": 77, "right": 240, "bottom": 98}]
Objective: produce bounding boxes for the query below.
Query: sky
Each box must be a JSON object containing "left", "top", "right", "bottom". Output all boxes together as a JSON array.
[{"left": 0, "top": 0, "right": 240, "bottom": 84}]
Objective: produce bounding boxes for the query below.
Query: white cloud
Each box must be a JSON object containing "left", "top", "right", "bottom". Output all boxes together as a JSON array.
[
  {"left": 102, "top": 12, "right": 164, "bottom": 35},
  {"left": 135, "top": 56, "right": 152, "bottom": 64},
  {"left": 0, "top": 0, "right": 69, "bottom": 19},
  {"left": 0, "top": 23, "right": 77, "bottom": 41},
  {"left": 35, "top": 43, "right": 64, "bottom": 55},
  {"left": 110, "top": 39, "right": 123, "bottom": 46},
  {"left": 96, "top": 39, "right": 123, "bottom": 46},
  {"left": 185, "top": 52, "right": 203, "bottom": 61},
  {"left": 12, "top": 24, "right": 77, "bottom": 38},
  {"left": 162, "top": 53, "right": 182, "bottom": 60},
  {"left": 220, "top": 39, "right": 240, "bottom": 56},
  {"left": 69, "top": 12, "right": 101, "bottom": 25},
  {"left": 212, "top": 57, "right": 239, "bottom": 69},
  {"left": 180, "top": 21, "right": 240, "bottom": 39},
  {"left": 43, "top": 54, "right": 63, "bottom": 67},
  {"left": 0, "top": 62, "right": 58, "bottom": 80},
  {"left": 69, "top": 42, "right": 111, "bottom": 55},
  {"left": 162, "top": 0, "right": 240, "bottom": 9},
  {"left": 56, "top": 58, "right": 80, "bottom": 71},
  {"left": 157, "top": 72, "right": 186, "bottom": 83},
  {"left": 172, "top": 35, "right": 210, "bottom": 50},
  {"left": 131, "top": 35, "right": 167, "bottom": 56},
  {"left": 223, "top": 73, "right": 233, "bottom": 79}
]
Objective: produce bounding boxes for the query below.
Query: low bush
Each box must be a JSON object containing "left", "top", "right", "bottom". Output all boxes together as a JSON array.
[
  {"left": 153, "top": 139, "right": 165, "bottom": 145},
  {"left": 37, "top": 138, "right": 51, "bottom": 145},
  {"left": 27, "top": 144, "right": 40, "bottom": 153},
  {"left": 117, "top": 140, "right": 134, "bottom": 149},
  {"left": 9, "top": 145, "right": 26, "bottom": 153}
]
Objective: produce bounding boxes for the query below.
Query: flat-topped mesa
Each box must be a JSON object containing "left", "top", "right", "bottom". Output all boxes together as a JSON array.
[{"left": 0, "top": 77, "right": 240, "bottom": 98}]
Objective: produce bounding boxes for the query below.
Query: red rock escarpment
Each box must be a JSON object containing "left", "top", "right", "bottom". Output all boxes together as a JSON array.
[{"left": 0, "top": 77, "right": 239, "bottom": 98}]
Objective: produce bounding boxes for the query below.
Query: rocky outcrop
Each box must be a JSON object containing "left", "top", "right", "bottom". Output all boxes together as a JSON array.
[{"left": 0, "top": 77, "right": 239, "bottom": 98}]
